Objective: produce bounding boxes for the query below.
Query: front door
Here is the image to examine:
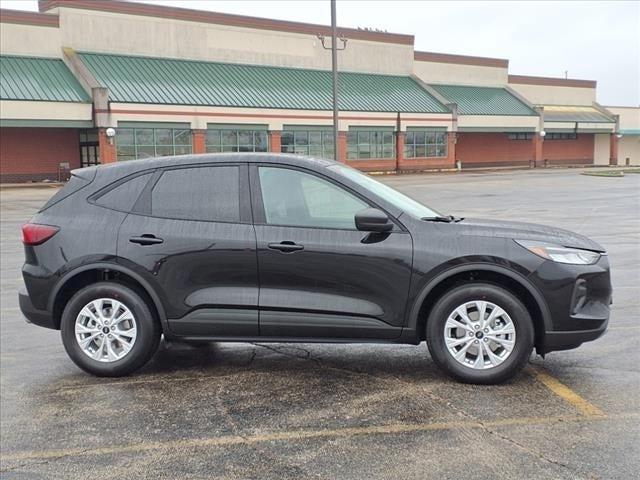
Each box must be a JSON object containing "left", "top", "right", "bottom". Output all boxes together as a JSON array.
[
  {"left": 250, "top": 165, "right": 413, "bottom": 339},
  {"left": 79, "top": 129, "right": 100, "bottom": 167},
  {"left": 117, "top": 163, "right": 259, "bottom": 337}
]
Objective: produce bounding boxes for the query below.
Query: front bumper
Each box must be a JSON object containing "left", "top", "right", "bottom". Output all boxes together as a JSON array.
[
  {"left": 19, "top": 288, "right": 57, "bottom": 330},
  {"left": 532, "top": 255, "right": 611, "bottom": 354},
  {"left": 539, "top": 319, "right": 608, "bottom": 354}
]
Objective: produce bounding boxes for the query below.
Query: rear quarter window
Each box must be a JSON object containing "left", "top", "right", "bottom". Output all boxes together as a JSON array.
[{"left": 94, "top": 172, "right": 153, "bottom": 212}]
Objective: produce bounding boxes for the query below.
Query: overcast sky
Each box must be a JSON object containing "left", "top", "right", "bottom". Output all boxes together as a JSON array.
[{"left": 2, "top": 0, "right": 638, "bottom": 106}]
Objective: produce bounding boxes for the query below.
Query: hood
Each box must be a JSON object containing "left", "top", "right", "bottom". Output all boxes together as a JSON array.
[{"left": 453, "top": 218, "right": 606, "bottom": 252}]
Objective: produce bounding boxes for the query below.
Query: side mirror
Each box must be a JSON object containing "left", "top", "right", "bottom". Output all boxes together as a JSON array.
[{"left": 355, "top": 208, "right": 393, "bottom": 233}]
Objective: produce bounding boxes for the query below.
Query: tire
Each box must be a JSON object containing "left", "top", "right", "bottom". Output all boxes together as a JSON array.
[
  {"left": 60, "top": 282, "right": 161, "bottom": 377},
  {"left": 426, "top": 283, "right": 534, "bottom": 384}
]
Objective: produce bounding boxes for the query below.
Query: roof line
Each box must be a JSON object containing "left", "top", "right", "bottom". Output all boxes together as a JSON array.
[
  {"left": 508, "top": 74, "right": 596, "bottom": 89},
  {"left": 414, "top": 51, "right": 508, "bottom": 68},
  {"left": 38, "top": 0, "right": 414, "bottom": 45},
  {"left": 0, "top": 8, "right": 59, "bottom": 27},
  {"left": 77, "top": 51, "right": 411, "bottom": 78}
]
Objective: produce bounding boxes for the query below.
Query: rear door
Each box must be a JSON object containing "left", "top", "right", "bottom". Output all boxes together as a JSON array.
[
  {"left": 251, "top": 164, "right": 413, "bottom": 339},
  {"left": 116, "top": 163, "right": 259, "bottom": 337}
]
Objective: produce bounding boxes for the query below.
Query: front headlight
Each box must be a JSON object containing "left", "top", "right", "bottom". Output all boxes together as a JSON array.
[{"left": 515, "top": 240, "right": 601, "bottom": 265}]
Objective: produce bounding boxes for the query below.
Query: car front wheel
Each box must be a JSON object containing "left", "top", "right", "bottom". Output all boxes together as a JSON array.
[
  {"left": 426, "top": 283, "right": 534, "bottom": 384},
  {"left": 60, "top": 282, "right": 161, "bottom": 377}
]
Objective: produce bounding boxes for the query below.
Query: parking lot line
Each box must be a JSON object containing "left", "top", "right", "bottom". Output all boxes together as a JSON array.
[
  {"left": 529, "top": 367, "right": 605, "bottom": 417},
  {"left": 3, "top": 412, "right": 636, "bottom": 465}
]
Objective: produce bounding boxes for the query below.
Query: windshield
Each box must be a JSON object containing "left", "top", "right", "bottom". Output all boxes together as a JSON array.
[{"left": 328, "top": 164, "right": 442, "bottom": 219}]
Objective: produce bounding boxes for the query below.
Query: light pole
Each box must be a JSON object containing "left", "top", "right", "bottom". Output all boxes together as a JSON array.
[{"left": 318, "top": 0, "right": 347, "bottom": 160}]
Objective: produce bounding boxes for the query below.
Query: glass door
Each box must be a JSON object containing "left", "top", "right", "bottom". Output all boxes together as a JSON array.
[{"left": 79, "top": 129, "right": 100, "bottom": 167}]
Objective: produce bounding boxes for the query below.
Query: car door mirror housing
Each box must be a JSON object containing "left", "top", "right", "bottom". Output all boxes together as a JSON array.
[{"left": 355, "top": 208, "right": 393, "bottom": 232}]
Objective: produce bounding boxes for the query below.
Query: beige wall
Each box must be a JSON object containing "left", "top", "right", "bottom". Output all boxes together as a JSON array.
[
  {"left": 617, "top": 136, "right": 640, "bottom": 165},
  {"left": 593, "top": 133, "right": 610, "bottom": 165},
  {"left": 55, "top": 8, "right": 413, "bottom": 75},
  {"left": 457, "top": 115, "right": 538, "bottom": 130},
  {"left": 606, "top": 106, "right": 640, "bottom": 130},
  {"left": 413, "top": 61, "right": 508, "bottom": 86},
  {"left": 106, "top": 103, "right": 453, "bottom": 131},
  {"left": 0, "top": 100, "right": 92, "bottom": 121},
  {"left": 0, "top": 23, "right": 62, "bottom": 57},
  {"left": 509, "top": 83, "right": 595, "bottom": 106}
]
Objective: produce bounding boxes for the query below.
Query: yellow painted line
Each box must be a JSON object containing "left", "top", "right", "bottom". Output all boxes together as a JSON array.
[
  {"left": 3, "top": 412, "right": 637, "bottom": 465},
  {"left": 530, "top": 367, "right": 605, "bottom": 417}
]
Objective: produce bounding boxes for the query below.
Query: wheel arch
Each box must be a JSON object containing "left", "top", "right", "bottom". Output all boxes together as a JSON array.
[
  {"left": 49, "top": 262, "right": 167, "bottom": 331},
  {"left": 408, "top": 264, "right": 552, "bottom": 347}
]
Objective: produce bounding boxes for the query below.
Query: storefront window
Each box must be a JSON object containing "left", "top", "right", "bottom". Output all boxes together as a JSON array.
[
  {"left": 546, "top": 133, "right": 578, "bottom": 140},
  {"left": 507, "top": 132, "right": 534, "bottom": 140},
  {"left": 404, "top": 130, "right": 447, "bottom": 158},
  {"left": 206, "top": 127, "right": 268, "bottom": 152},
  {"left": 116, "top": 127, "right": 192, "bottom": 161},
  {"left": 346, "top": 129, "right": 395, "bottom": 160},
  {"left": 281, "top": 129, "right": 334, "bottom": 159}
]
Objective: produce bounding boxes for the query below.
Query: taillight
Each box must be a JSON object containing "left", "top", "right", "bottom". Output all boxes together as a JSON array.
[{"left": 21, "top": 224, "right": 59, "bottom": 246}]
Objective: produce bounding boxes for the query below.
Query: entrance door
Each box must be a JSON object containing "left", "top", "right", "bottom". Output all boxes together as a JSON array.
[{"left": 79, "top": 129, "right": 100, "bottom": 167}]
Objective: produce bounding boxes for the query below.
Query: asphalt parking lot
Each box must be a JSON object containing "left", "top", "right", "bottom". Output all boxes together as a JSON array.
[{"left": 1, "top": 168, "right": 639, "bottom": 479}]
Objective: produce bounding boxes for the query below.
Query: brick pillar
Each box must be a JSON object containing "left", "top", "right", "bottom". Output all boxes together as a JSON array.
[
  {"left": 98, "top": 128, "right": 116, "bottom": 164},
  {"left": 447, "top": 132, "right": 457, "bottom": 168},
  {"left": 268, "top": 130, "right": 281, "bottom": 153},
  {"left": 609, "top": 133, "right": 618, "bottom": 166},
  {"left": 337, "top": 131, "right": 348, "bottom": 163},
  {"left": 192, "top": 129, "right": 206, "bottom": 154},
  {"left": 532, "top": 133, "right": 543, "bottom": 167},
  {"left": 395, "top": 131, "right": 405, "bottom": 172}
]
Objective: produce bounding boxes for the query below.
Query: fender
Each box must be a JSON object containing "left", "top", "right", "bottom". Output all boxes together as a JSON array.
[
  {"left": 406, "top": 262, "right": 553, "bottom": 332},
  {"left": 48, "top": 261, "right": 169, "bottom": 331}
]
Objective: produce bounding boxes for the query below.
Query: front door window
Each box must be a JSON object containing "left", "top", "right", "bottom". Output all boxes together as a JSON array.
[{"left": 258, "top": 167, "right": 368, "bottom": 230}]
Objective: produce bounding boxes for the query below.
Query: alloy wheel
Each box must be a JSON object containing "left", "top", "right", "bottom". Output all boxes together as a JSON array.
[
  {"left": 443, "top": 300, "right": 516, "bottom": 370},
  {"left": 75, "top": 298, "right": 138, "bottom": 362}
]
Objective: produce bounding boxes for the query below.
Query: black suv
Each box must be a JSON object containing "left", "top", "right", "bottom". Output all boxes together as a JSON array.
[{"left": 19, "top": 154, "right": 611, "bottom": 384}]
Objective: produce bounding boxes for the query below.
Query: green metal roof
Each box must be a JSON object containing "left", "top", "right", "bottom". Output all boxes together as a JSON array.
[
  {"left": 542, "top": 106, "right": 614, "bottom": 123},
  {"left": 0, "top": 55, "right": 90, "bottom": 103},
  {"left": 78, "top": 53, "right": 449, "bottom": 113},
  {"left": 430, "top": 84, "right": 536, "bottom": 116}
]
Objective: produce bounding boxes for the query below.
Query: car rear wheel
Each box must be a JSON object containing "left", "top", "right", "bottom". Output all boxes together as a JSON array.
[
  {"left": 60, "top": 282, "right": 161, "bottom": 377},
  {"left": 426, "top": 283, "right": 534, "bottom": 384}
]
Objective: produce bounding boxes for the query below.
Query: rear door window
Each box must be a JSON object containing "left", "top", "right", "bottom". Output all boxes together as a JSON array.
[{"left": 150, "top": 166, "right": 240, "bottom": 222}]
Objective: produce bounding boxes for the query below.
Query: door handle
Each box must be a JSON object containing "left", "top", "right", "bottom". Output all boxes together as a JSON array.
[
  {"left": 268, "top": 241, "right": 304, "bottom": 253},
  {"left": 129, "top": 234, "right": 164, "bottom": 246}
]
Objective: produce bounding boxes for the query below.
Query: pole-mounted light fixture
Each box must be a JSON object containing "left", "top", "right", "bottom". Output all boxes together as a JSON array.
[{"left": 317, "top": 0, "right": 347, "bottom": 161}]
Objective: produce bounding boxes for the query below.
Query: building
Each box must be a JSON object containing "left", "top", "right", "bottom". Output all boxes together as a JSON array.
[{"left": 0, "top": 0, "right": 638, "bottom": 182}]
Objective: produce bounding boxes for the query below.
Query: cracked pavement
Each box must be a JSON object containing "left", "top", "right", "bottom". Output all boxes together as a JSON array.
[{"left": 1, "top": 168, "right": 639, "bottom": 479}]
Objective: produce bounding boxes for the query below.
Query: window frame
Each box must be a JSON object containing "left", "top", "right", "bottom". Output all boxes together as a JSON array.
[
  {"left": 96, "top": 163, "right": 252, "bottom": 224},
  {"left": 404, "top": 129, "right": 448, "bottom": 158},
  {"left": 89, "top": 169, "right": 156, "bottom": 212},
  {"left": 346, "top": 129, "right": 396, "bottom": 160},
  {"left": 249, "top": 163, "right": 404, "bottom": 232},
  {"left": 205, "top": 127, "right": 269, "bottom": 153},
  {"left": 281, "top": 128, "right": 335, "bottom": 159},
  {"left": 115, "top": 127, "right": 193, "bottom": 161},
  {"left": 507, "top": 132, "right": 534, "bottom": 141},
  {"left": 546, "top": 132, "right": 578, "bottom": 140}
]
